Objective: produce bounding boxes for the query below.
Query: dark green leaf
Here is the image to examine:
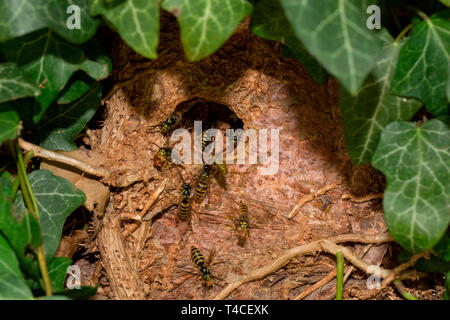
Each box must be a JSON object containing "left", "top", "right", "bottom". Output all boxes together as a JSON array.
[
  {"left": 0, "top": 273, "right": 33, "bottom": 300},
  {"left": 0, "top": 29, "right": 110, "bottom": 122},
  {"left": 0, "top": 0, "right": 99, "bottom": 44},
  {"left": 0, "top": 233, "right": 22, "bottom": 279},
  {"left": 372, "top": 120, "right": 450, "bottom": 253},
  {"left": 391, "top": 11, "right": 450, "bottom": 116},
  {"left": 0, "top": 63, "right": 40, "bottom": 104},
  {"left": 250, "top": 0, "right": 327, "bottom": 84},
  {"left": 90, "top": 0, "right": 160, "bottom": 59},
  {"left": 0, "top": 103, "right": 20, "bottom": 144},
  {"left": 48, "top": 257, "right": 72, "bottom": 292},
  {"left": 36, "top": 81, "right": 101, "bottom": 151},
  {"left": 280, "top": 0, "right": 383, "bottom": 94},
  {"left": 162, "top": 0, "right": 253, "bottom": 61},
  {"left": 439, "top": 0, "right": 450, "bottom": 8},
  {"left": 340, "top": 30, "right": 422, "bottom": 165},
  {"left": 0, "top": 177, "right": 42, "bottom": 269},
  {"left": 14, "top": 170, "right": 86, "bottom": 261},
  {"left": 57, "top": 72, "right": 97, "bottom": 105}
]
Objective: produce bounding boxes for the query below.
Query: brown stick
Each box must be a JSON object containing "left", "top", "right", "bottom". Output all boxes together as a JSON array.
[
  {"left": 18, "top": 138, "right": 110, "bottom": 178},
  {"left": 123, "top": 179, "right": 168, "bottom": 237},
  {"left": 18, "top": 138, "right": 143, "bottom": 188},
  {"left": 213, "top": 232, "right": 394, "bottom": 300},
  {"left": 293, "top": 269, "right": 337, "bottom": 300},
  {"left": 289, "top": 180, "right": 341, "bottom": 218},
  {"left": 341, "top": 193, "right": 384, "bottom": 203}
]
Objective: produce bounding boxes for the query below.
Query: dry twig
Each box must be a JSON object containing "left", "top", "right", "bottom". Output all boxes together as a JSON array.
[
  {"left": 341, "top": 193, "right": 384, "bottom": 203},
  {"left": 213, "top": 232, "right": 394, "bottom": 300},
  {"left": 289, "top": 180, "right": 341, "bottom": 218},
  {"left": 18, "top": 138, "right": 142, "bottom": 187}
]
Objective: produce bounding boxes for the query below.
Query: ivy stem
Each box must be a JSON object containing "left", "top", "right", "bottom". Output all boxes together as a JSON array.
[
  {"left": 336, "top": 251, "right": 344, "bottom": 300},
  {"left": 11, "top": 141, "right": 53, "bottom": 296},
  {"left": 395, "top": 24, "right": 412, "bottom": 43},
  {"left": 393, "top": 279, "right": 418, "bottom": 300}
]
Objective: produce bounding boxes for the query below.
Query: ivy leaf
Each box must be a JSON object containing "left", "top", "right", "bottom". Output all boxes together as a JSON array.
[
  {"left": 439, "top": 0, "right": 450, "bottom": 8},
  {"left": 0, "top": 177, "right": 42, "bottom": 269},
  {"left": 0, "top": 29, "right": 110, "bottom": 122},
  {"left": 162, "top": 0, "right": 253, "bottom": 61},
  {"left": 340, "top": 30, "right": 422, "bottom": 165},
  {"left": 0, "top": 234, "right": 22, "bottom": 279},
  {"left": 280, "top": 0, "right": 383, "bottom": 94},
  {"left": 391, "top": 11, "right": 450, "bottom": 117},
  {"left": 0, "top": 0, "right": 99, "bottom": 44},
  {"left": 0, "top": 103, "right": 20, "bottom": 145},
  {"left": 90, "top": 0, "right": 160, "bottom": 59},
  {"left": 372, "top": 120, "right": 450, "bottom": 253},
  {"left": 15, "top": 170, "right": 86, "bottom": 261},
  {"left": 250, "top": 0, "right": 327, "bottom": 84},
  {"left": 0, "top": 273, "right": 33, "bottom": 300},
  {"left": 0, "top": 63, "right": 40, "bottom": 104},
  {"left": 48, "top": 257, "right": 72, "bottom": 292},
  {"left": 57, "top": 72, "right": 96, "bottom": 105},
  {"left": 35, "top": 81, "right": 101, "bottom": 151},
  {"left": 434, "top": 231, "right": 450, "bottom": 262}
]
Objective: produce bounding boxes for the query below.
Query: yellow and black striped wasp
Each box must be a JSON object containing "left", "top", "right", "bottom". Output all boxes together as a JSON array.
[
  {"left": 193, "top": 165, "right": 211, "bottom": 204},
  {"left": 235, "top": 202, "right": 250, "bottom": 247},
  {"left": 177, "top": 182, "right": 192, "bottom": 221},
  {"left": 150, "top": 111, "right": 183, "bottom": 137},
  {"left": 190, "top": 246, "right": 215, "bottom": 288},
  {"left": 149, "top": 142, "right": 174, "bottom": 171}
]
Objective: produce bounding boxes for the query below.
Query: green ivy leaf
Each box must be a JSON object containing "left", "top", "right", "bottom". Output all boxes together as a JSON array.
[
  {"left": 0, "top": 103, "right": 20, "bottom": 145},
  {"left": 439, "top": 0, "right": 450, "bottom": 8},
  {"left": 57, "top": 72, "right": 96, "bottom": 105},
  {"left": 250, "top": 0, "right": 327, "bottom": 84},
  {"left": 90, "top": 0, "right": 160, "bottom": 59},
  {"left": 372, "top": 120, "right": 450, "bottom": 253},
  {"left": 0, "top": 177, "right": 42, "bottom": 269},
  {"left": 391, "top": 11, "right": 450, "bottom": 117},
  {"left": 280, "top": 0, "right": 383, "bottom": 94},
  {"left": 0, "top": 29, "right": 110, "bottom": 122},
  {"left": 0, "top": 0, "right": 99, "bottom": 44},
  {"left": 0, "top": 273, "right": 33, "bottom": 300},
  {"left": 0, "top": 63, "right": 40, "bottom": 104},
  {"left": 15, "top": 170, "right": 86, "bottom": 261},
  {"left": 0, "top": 234, "right": 22, "bottom": 279},
  {"left": 162, "top": 0, "right": 253, "bottom": 61},
  {"left": 340, "top": 30, "right": 422, "bottom": 165},
  {"left": 36, "top": 81, "right": 101, "bottom": 151},
  {"left": 48, "top": 257, "right": 72, "bottom": 292}
]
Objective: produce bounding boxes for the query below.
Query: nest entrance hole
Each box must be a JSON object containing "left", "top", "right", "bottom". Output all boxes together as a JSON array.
[{"left": 173, "top": 98, "right": 244, "bottom": 133}]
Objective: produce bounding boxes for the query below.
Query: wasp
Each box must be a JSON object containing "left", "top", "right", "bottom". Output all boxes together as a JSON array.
[
  {"left": 235, "top": 202, "right": 250, "bottom": 247},
  {"left": 152, "top": 111, "right": 183, "bottom": 136},
  {"left": 153, "top": 147, "right": 173, "bottom": 171},
  {"left": 201, "top": 130, "right": 213, "bottom": 151},
  {"left": 177, "top": 183, "right": 192, "bottom": 221},
  {"left": 230, "top": 114, "right": 244, "bottom": 147},
  {"left": 211, "top": 161, "right": 227, "bottom": 190},
  {"left": 191, "top": 246, "right": 214, "bottom": 287},
  {"left": 193, "top": 165, "right": 211, "bottom": 204}
]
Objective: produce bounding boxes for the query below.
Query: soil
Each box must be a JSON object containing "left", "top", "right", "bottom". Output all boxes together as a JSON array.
[{"left": 60, "top": 14, "right": 444, "bottom": 300}]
